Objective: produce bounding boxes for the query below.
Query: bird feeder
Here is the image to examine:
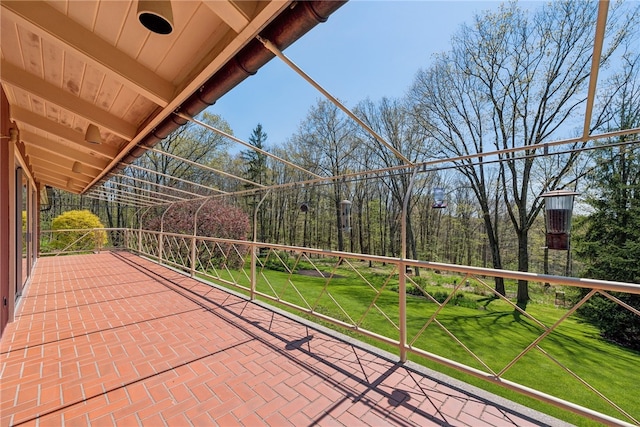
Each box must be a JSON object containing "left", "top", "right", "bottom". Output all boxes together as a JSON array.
[
  {"left": 432, "top": 187, "right": 447, "bottom": 209},
  {"left": 340, "top": 200, "right": 352, "bottom": 232},
  {"left": 541, "top": 190, "right": 579, "bottom": 250},
  {"left": 300, "top": 202, "right": 309, "bottom": 213}
]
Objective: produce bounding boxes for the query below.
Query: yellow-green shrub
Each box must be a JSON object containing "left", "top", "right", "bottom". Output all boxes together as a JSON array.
[{"left": 51, "top": 210, "right": 107, "bottom": 252}]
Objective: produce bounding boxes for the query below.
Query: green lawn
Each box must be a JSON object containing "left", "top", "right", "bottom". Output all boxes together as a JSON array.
[{"left": 198, "top": 258, "right": 639, "bottom": 426}]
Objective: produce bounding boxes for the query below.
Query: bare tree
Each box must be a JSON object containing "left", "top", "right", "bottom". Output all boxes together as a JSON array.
[
  {"left": 134, "top": 112, "right": 233, "bottom": 194},
  {"left": 355, "top": 97, "right": 433, "bottom": 265},
  {"left": 409, "top": 1, "right": 637, "bottom": 306},
  {"left": 240, "top": 124, "right": 270, "bottom": 242},
  {"left": 289, "top": 99, "right": 359, "bottom": 251}
]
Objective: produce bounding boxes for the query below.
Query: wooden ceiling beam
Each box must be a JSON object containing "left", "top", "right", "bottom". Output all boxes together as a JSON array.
[
  {"left": 2, "top": 60, "right": 137, "bottom": 140},
  {"left": 21, "top": 130, "right": 108, "bottom": 170},
  {"left": 0, "top": 1, "right": 174, "bottom": 107},
  {"left": 11, "top": 107, "right": 118, "bottom": 160},
  {"left": 202, "top": 0, "right": 250, "bottom": 33},
  {"left": 31, "top": 164, "right": 92, "bottom": 185},
  {"left": 31, "top": 169, "right": 86, "bottom": 193},
  {"left": 25, "top": 146, "right": 100, "bottom": 179}
]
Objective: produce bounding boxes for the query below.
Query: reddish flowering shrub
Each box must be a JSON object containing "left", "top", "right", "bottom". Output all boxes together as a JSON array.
[{"left": 144, "top": 200, "right": 250, "bottom": 270}]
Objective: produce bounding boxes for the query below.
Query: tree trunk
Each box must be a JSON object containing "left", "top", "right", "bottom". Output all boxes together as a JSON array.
[
  {"left": 336, "top": 201, "right": 345, "bottom": 252},
  {"left": 516, "top": 230, "right": 529, "bottom": 307},
  {"left": 104, "top": 200, "right": 114, "bottom": 228},
  {"left": 482, "top": 211, "right": 505, "bottom": 296},
  {"left": 491, "top": 247, "right": 505, "bottom": 295}
]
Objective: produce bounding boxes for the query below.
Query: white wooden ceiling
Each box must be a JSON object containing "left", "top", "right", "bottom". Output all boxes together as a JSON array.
[{"left": 0, "top": 0, "right": 297, "bottom": 193}]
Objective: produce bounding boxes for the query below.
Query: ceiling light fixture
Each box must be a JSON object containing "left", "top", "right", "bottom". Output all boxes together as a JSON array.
[
  {"left": 137, "top": 0, "right": 174, "bottom": 35},
  {"left": 85, "top": 124, "right": 102, "bottom": 144}
]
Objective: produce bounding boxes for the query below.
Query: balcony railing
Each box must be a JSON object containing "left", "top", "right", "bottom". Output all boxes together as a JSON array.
[{"left": 40, "top": 228, "right": 640, "bottom": 426}]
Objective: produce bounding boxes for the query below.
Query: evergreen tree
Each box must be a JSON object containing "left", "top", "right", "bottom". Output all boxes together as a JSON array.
[
  {"left": 573, "top": 142, "right": 640, "bottom": 350},
  {"left": 241, "top": 124, "right": 269, "bottom": 242},
  {"left": 242, "top": 124, "right": 268, "bottom": 186},
  {"left": 574, "top": 52, "right": 640, "bottom": 350},
  {"left": 576, "top": 144, "right": 640, "bottom": 283}
]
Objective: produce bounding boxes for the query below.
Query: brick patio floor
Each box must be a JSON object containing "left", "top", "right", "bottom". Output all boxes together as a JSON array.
[{"left": 1, "top": 252, "right": 571, "bottom": 426}]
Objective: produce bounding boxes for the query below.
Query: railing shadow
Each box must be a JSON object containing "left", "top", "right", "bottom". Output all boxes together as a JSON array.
[{"left": 112, "top": 251, "right": 562, "bottom": 427}]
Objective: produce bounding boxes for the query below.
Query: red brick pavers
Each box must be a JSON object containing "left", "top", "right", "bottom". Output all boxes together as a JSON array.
[{"left": 1, "top": 252, "right": 570, "bottom": 426}]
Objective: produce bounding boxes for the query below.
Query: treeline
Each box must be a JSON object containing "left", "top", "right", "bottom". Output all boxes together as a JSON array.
[{"left": 46, "top": 147, "right": 570, "bottom": 280}]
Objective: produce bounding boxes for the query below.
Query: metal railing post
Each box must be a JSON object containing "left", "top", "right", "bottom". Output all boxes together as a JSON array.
[
  {"left": 398, "top": 263, "right": 407, "bottom": 362},
  {"left": 159, "top": 205, "right": 174, "bottom": 264},
  {"left": 192, "top": 198, "right": 210, "bottom": 279},
  {"left": 399, "top": 167, "right": 419, "bottom": 362},
  {"left": 190, "top": 236, "right": 196, "bottom": 277},
  {"left": 251, "top": 190, "right": 271, "bottom": 300},
  {"left": 138, "top": 206, "right": 152, "bottom": 254},
  {"left": 95, "top": 229, "right": 101, "bottom": 253}
]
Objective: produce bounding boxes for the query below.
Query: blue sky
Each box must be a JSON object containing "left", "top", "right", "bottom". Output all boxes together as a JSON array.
[{"left": 208, "top": 1, "right": 528, "bottom": 150}]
